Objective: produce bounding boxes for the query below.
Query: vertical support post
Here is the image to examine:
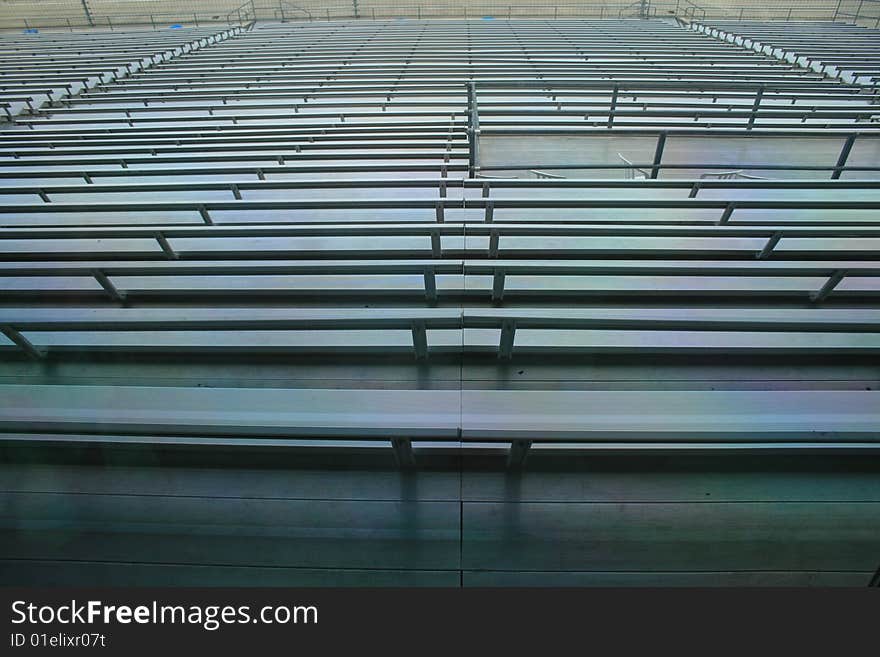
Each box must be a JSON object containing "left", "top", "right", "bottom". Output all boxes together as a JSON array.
[
  {"left": 430, "top": 229, "right": 442, "bottom": 258},
  {"left": 80, "top": 0, "right": 94, "bottom": 27},
  {"left": 607, "top": 84, "right": 619, "bottom": 129},
  {"left": 719, "top": 203, "right": 735, "bottom": 223},
  {"left": 507, "top": 440, "right": 532, "bottom": 468},
  {"left": 499, "top": 319, "right": 516, "bottom": 359},
  {"left": 411, "top": 321, "right": 428, "bottom": 359},
  {"left": 650, "top": 132, "right": 666, "bottom": 179},
  {"left": 353, "top": 0, "right": 359, "bottom": 19},
  {"left": 747, "top": 85, "right": 764, "bottom": 130},
  {"left": 484, "top": 201, "right": 494, "bottom": 223},
  {"left": 832, "top": 134, "right": 857, "bottom": 179},
  {"left": 832, "top": 0, "right": 842, "bottom": 21},
  {"left": 423, "top": 267, "right": 438, "bottom": 305},
  {"left": 854, "top": 0, "right": 865, "bottom": 24},
  {"left": 492, "top": 269, "right": 506, "bottom": 304},
  {"left": 392, "top": 438, "right": 415, "bottom": 468},
  {"left": 488, "top": 230, "right": 500, "bottom": 258},
  {"left": 466, "top": 83, "right": 475, "bottom": 177},
  {"left": 467, "top": 81, "right": 479, "bottom": 178}
]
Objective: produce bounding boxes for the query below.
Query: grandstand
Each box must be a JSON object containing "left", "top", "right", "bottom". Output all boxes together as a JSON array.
[{"left": 1, "top": 10, "right": 879, "bottom": 586}]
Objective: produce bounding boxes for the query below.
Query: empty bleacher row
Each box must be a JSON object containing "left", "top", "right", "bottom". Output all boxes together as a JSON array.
[
  {"left": 695, "top": 20, "right": 880, "bottom": 87},
  {"left": 1, "top": 19, "right": 879, "bottom": 463},
  {"left": 0, "top": 25, "right": 241, "bottom": 120}
]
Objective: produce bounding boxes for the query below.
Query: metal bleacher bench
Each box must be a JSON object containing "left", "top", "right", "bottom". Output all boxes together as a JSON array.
[{"left": 0, "top": 385, "right": 877, "bottom": 467}]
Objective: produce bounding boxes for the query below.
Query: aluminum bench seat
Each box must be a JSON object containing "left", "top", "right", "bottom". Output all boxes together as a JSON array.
[
  {"left": 2, "top": 258, "right": 876, "bottom": 303},
  {"left": 6, "top": 328, "right": 875, "bottom": 356},
  {"left": 3, "top": 226, "right": 877, "bottom": 261},
  {"left": 0, "top": 385, "right": 463, "bottom": 442},
  {"left": 0, "top": 274, "right": 466, "bottom": 301},
  {"left": 6, "top": 180, "right": 880, "bottom": 203},
  {"left": 459, "top": 389, "right": 880, "bottom": 443},
  {"left": 463, "top": 328, "right": 880, "bottom": 354},
  {"left": 466, "top": 275, "right": 880, "bottom": 299},
  {"left": 0, "top": 387, "right": 876, "bottom": 463},
  {"left": 2, "top": 307, "right": 879, "bottom": 359}
]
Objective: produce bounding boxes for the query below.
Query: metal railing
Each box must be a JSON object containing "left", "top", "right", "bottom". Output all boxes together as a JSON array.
[
  {"left": 676, "top": 0, "right": 707, "bottom": 21},
  {"left": 1, "top": 2, "right": 699, "bottom": 30},
  {"left": 8, "top": 1, "right": 875, "bottom": 30},
  {"left": 834, "top": 0, "right": 880, "bottom": 27},
  {"left": 226, "top": 0, "right": 256, "bottom": 27},
  {"left": 276, "top": 1, "right": 313, "bottom": 21}
]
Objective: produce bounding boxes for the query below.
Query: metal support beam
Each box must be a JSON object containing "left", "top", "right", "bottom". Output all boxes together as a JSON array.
[
  {"left": 757, "top": 231, "right": 783, "bottom": 260},
  {"left": 411, "top": 320, "right": 428, "bottom": 359},
  {"left": 650, "top": 132, "right": 666, "bottom": 179},
  {"left": 154, "top": 232, "right": 178, "bottom": 260},
  {"left": 0, "top": 326, "right": 44, "bottom": 360},
  {"left": 391, "top": 438, "right": 415, "bottom": 468},
  {"left": 507, "top": 440, "right": 532, "bottom": 468},
  {"left": 492, "top": 269, "right": 506, "bottom": 304},
  {"left": 80, "top": 0, "right": 95, "bottom": 27},
  {"left": 92, "top": 269, "right": 127, "bottom": 305},
  {"left": 488, "top": 230, "right": 500, "bottom": 258},
  {"left": 430, "top": 230, "right": 442, "bottom": 258},
  {"left": 811, "top": 270, "right": 847, "bottom": 303},
  {"left": 423, "top": 267, "right": 437, "bottom": 305},
  {"left": 747, "top": 86, "right": 764, "bottom": 130},
  {"left": 869, "top": 563, "right": 880, "bottom": 587},
  {"left": 485, "top": 200, "right": 494, "bottom": 223},
  {"left": 719, "top": 203, "right": 735, "bottom": 223},
  {"left": 832, "top": 134, "right": 857, "bottom": 179},
  {"left": 466, "top": 81, "right": 479, "bottom": 178},
  {"left": 499, "top": 319, "right": 516, "bottom": 359},
  {"left": 607, "top": 84, "right": 619, "bottom": 128}
]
